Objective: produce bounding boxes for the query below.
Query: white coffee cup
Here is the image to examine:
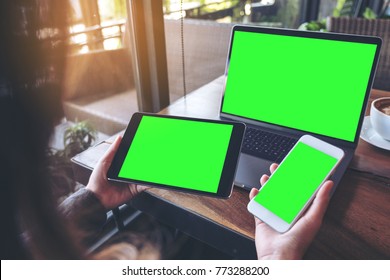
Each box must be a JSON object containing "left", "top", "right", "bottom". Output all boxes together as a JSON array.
[{"left": 370, "top": 97, "right": 390, "bottom": 141}]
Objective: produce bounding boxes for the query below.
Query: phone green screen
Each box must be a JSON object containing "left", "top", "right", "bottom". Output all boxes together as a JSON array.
[
  {"left": 222, "top": 31, "right": 378, "bottom": 142},
  {"left": 118, "top": 116, "right": 233, "bottom": 193},
  {"left": 254, "top": 142, "right": 338, "bottom": 223}
]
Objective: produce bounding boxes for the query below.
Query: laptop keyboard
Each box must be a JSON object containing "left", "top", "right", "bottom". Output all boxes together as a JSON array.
[{"left": 241, "top": 127, "right": 297, "bottom": 163}]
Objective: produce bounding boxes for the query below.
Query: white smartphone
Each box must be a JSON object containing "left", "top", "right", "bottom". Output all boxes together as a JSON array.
[{"left": 247, "top": 135, "right": 344, "bottom": 233}]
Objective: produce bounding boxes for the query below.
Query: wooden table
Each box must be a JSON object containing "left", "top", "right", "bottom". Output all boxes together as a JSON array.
[{"left": 72, "top": 76, "right": 390, "bottom": 259}]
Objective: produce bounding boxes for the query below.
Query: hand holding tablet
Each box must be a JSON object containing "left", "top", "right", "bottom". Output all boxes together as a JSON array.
[{"left": 107, "top": 113, "right": 246, "bottom": 198}]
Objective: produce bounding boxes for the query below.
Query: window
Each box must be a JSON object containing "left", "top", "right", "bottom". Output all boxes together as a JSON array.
[
  {"left": 68, "top": 0, "right": 127, "bottom": 54},
  {"left": 63, "top": 0, "right": 136, "bottom": 136}
]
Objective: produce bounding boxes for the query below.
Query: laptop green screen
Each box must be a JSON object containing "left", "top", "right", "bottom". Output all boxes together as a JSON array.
[{"left": 221, "top": 30, "right": 378, "bottom": 142}]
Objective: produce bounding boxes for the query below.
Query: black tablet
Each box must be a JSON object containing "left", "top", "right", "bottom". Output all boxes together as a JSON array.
[{"left": 107, "top": 113, "right": 246, "bottom": 198}]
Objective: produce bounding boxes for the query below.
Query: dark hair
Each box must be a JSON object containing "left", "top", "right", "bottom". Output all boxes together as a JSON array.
[{"left": 0, "top": 0, "right": 83, "bottom": 259}]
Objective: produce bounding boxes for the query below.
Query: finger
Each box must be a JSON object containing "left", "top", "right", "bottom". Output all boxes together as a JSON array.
[
  {"left": 101, "top": 135, "right": 122, "bottom": 164},
  {"left": 248, "top": 188, "right": 263, "bottom": 226},
  {"left": 136, "top": 184, "right": 150, "bottom": 192},
  {"left": 249, "top": 187, "right": 259, "bottom": 200},
  {"left": 270, "top": 163, "right": 278, "bottom": 174},
  {"left": 304, "top": 180, "right": 333, "bottom": 223},
  {"left": 260, "top": 174, "right": 269, "bottom": 186}
]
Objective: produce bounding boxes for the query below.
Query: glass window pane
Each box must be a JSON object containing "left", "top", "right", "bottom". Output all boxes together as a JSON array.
[{"left": 318, "top": 0, "right": 338, "bottom": 20}]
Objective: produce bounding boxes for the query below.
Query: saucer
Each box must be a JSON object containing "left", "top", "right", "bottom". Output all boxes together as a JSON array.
[{"left": 360, "top": 116, "right": 390, "bottom": 151}]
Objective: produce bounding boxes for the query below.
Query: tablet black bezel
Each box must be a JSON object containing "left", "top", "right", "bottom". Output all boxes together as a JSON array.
[{"left": 107, "top": 112, "right": 246, "bottom": 198}]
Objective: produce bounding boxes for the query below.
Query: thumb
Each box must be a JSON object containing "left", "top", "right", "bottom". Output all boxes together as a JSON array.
[{"left": 100, "top": 135, "right": 122, "bottom": 165}]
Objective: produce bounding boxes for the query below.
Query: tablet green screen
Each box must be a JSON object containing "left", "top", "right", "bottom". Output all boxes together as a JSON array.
[
  {"left": 254, "top": 142, "right": 337, "bottom": 223},
  {"left": 118, "top": 116, "right": 233, "bottom": 193}
]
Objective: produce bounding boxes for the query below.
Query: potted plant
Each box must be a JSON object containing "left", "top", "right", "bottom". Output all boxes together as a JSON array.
[{"left": 47, "top": 120, "right": 97, "bottom": 202}]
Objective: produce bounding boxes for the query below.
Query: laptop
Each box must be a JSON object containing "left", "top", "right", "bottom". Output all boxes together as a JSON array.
[{"left": 219, "top": 25, "right": 382, "bottom": 191}]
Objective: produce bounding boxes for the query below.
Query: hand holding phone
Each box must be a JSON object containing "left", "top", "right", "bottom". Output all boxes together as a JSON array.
[
  {"left": 249, "top": 164, "right": 334, "bottom": 259},
  {"left": 247, "top": 135, "right": 344, "bottom": 233}
]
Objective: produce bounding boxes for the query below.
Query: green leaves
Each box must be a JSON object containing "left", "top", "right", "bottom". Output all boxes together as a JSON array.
[
  {"left": 63, "top": 120, "right": 97, "bottom": 158},
  {"left": 46, "top": 120, "right": 97, "bottom": 201}
]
